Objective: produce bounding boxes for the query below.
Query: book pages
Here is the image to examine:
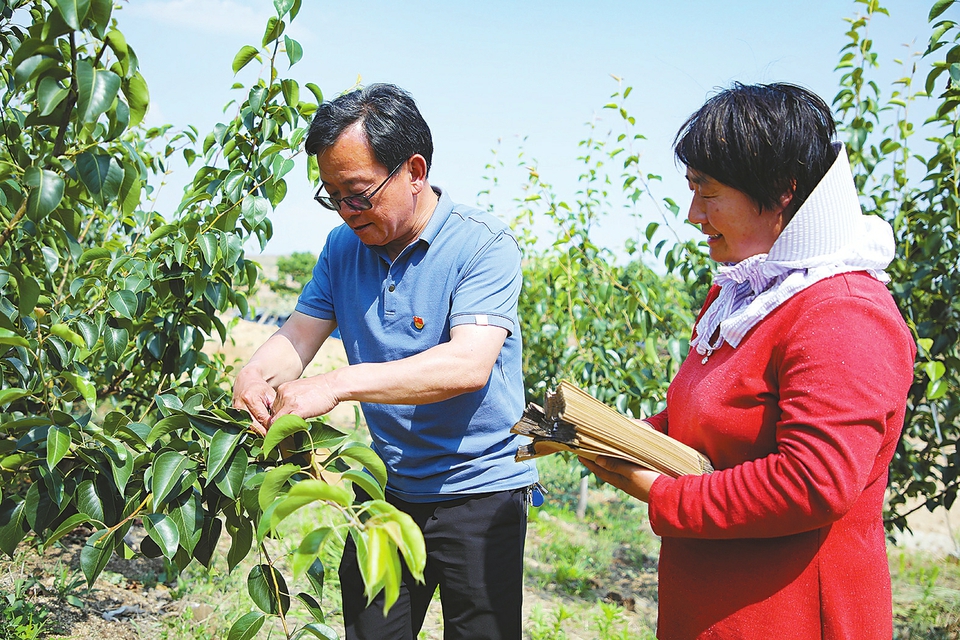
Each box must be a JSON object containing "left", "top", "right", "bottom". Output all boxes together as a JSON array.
[{"left": 512, "top": 380, "right": 713, "bottom": 477}]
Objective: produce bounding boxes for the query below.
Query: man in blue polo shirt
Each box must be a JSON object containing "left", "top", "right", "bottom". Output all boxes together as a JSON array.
[{"left": 232, "top": 83, "right": 537, "bottom": 640}]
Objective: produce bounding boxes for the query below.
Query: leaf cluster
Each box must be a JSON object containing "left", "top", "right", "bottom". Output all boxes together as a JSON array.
[
  {"left": 834, "top": 0, "right": 960, "bottom": 528},
  {"left": 0, "top": 0, "right": 423, "bottom": 637}
]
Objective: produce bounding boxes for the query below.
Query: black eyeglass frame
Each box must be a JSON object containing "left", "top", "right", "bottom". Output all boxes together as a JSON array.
[{"left": 314, "top": 158, "right": 408, "bottom": 212}]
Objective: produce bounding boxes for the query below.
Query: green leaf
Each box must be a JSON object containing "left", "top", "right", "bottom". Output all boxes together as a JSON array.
[
  {"left": 75, "top": 60, "right": 121, "bottom": 123},
  {"left": 354, "top": 527, "right": 393, "bottom": 608},
  {"left": 46, "top": 425, "right": 71, "bottom": 469},
  {"left": 232, "top": 45, "right": 260, "bottom": 74},
  {"left": 76, "top": 152, "right": 124, "bottom": 206},
  {"left": 247, "top": 86, "right": 267, "bottom": 114},
  {"left": 247, "top": 564, "right": 290, "bottom": 615},
  {"left": 0, "top": 453, "right": 37, "bottom": 471},
  {"left": 206, "top": 429, "right": 242, "bottom": 480},
  {"left": 40, "top": 513, "right": 89, "bottom": 551},
  {"left": 75, "top": 318, "right": 99, "bottom": 349},
  {"left": 227, "top": 611, "right": 265, "bottom": 640},
  {"left": 102, "top": 325, "right": 128, "bottom": 361},
  {"left": 108, "top": 290, "right": 137, "bottom": 318},
  {"left": 0, "top": 388, "right": 31, "bottom": 406},
  {"left": 262, "top": 16, "right": 285, "bottom": 46},
  {"left": 213, "top": 449, "right": 247, "bottom": 500},
  {"left": 60, "top": 372, "right": 96, "bottom": 410},
  {"left": 338, "top": 444, "right": 387, "bottom": 489},
  {"left": 923, "top": 360, "right": 946, "bottom": 382},
  {"left": 50, "top": 323, "right": 86, "bottom": 349},
  {"left": 88, "top": 0, "right": 113, "bottom": 37},
  {"left": 192, "top": 516, "right": 223, "bottom": 568},
  {"left": 284, "top": 36, "right": 303, "bottom": 67},
  {"left": 76, "top": 479, "right": 105, "bottom": 524},
  {"left": 145, "top": 223, "right": 176, "bottom": 244},
  {"left": 257, "top": 463, "right": 301, "bottom": 511},
  {"left": 151, "top": 451, "right": 196, "bottom": 507},
  {"left": 927, "top": 377, "right": 948, "bottom": 400},
  {"left": 295, "top": 592, "right": 325, "bottom": 624},
  {"left": 122, "top": 72, "right": 149, "bottom": 127},
  {"left": 78, "top": 247, "right": 111, "bottom": 264},
  {"left": 167, "top": 491, "right": 202, "bottom": 555},
  {"left": 0, "top": 499, "right": 28, "bottom": 557},
  {"left": 271, "top": 479, "right": 352, "bottom": 529},
  {"left": 342, "top": 469, "right": 384, "bottom": 502},
  {"left": 929, "top": 0, "right": 956, "bottom": 21},
  {"left": 227, "top": 519, "right": 253, "bottom": 572},
  {"left": 241, "top": 195, "right": 271, "bottom": 226},
  {"left": 106, "top": 441, "right": 133, "bottom": 495},
  {"left": 305, "top": 82, "right": 323, "bottom": 104},
  {"left": 262, "top": 413, "right": 310, "bottom": 458},
  {"left": 24, "top": 167, "right": 64, "bottom": 221},
  {"left": 297, "top": 623, "right": 339, "bottom": 640},
  {"left": 143, "top": 513, "right": 180, "bottom": 559},
  {"left": 105, "top": 29, "right": 127, "bottom": 68},
  {"left": 80, "top": 529, "right": 114, "bottom": 586},
  {"left": 17, "top": 275, "right": 41, "bottom": 316},
  {"left": 41, "top": 246, "right": 60, "bottom": 273},
  {"left": 383, "top": 508, "right": 425, "bottom": 582},
  {"left": 305, "top": 558, "right": 325, "bottom": 600},
  {"left": 37, "top": 76, "right": 69, "bottom": 116},
  {"left": 56, "top": 0, "right": 91, "bottom": 30},
  {"left": 292, "top": 527, "right": 331, "bottom": 578},
  {"left": 198, "top": 233, "right": 218, "bottom": 266},
  {"left": 0, "top": 328, "right": 30, "bottom": 348}
]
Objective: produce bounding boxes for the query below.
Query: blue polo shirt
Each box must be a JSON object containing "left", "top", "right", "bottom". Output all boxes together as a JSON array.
[{"left": 295, "top": 189, "right": 537, "bottom": 501}]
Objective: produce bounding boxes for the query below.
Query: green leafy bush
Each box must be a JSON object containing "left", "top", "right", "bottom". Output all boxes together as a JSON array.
[
  {"left": 0, "top": 1, "right": 424, "bottom": 637},
  {"left": 833, "top": 0, "right": 960, "bottom": 527}
]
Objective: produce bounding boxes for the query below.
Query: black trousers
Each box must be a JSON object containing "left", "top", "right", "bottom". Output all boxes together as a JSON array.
[{"left": 339, "top": 487, "right": 528, "bottom": 640}]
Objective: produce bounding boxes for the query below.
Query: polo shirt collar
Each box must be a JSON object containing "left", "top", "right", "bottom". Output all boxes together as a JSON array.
[
  {"left": 417, "top": 187, "right": 454, "bottom": 246},
  {"left": 368, "top": 186, "right": 453, "bottom": 263}
]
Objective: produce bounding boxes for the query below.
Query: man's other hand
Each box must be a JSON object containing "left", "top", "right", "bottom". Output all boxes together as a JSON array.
[{"left": 232, "top": 366, "right": 278, "bottom": 436}]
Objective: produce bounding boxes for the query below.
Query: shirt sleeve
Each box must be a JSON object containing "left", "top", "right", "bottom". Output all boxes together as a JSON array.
[
  {"left": 648, "top": 293, "right": 914, "bottom": 539},
  {"left": 449, "top": 230, "right": 522, "bottom": 335}
]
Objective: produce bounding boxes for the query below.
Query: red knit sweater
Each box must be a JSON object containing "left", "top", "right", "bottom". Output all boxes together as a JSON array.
[{"left": 645, "top": 273, "right": 915, "bottom": 640}]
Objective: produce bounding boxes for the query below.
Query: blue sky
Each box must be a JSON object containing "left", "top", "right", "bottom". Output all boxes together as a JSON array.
[{"left": 117, "top": 0, "right": 945, "bottom": 257}]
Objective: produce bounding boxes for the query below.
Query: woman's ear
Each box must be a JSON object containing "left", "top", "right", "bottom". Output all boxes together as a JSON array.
[
  {"left": 776, "top": 180, "right": 798, "bottom": 221},
  {"left": 779, "top": 187, "right": 795, "bottom": 211},
  {"left": 407, "top": 154, "right": 428, "bottom": 195}
]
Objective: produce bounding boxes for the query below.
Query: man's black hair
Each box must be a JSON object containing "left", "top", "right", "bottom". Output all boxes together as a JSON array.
[
  {"left": 305, "top": 83, "right": 433, "bottom": 175},
  {"left": 674, "top": 82, "right": 837, "bottom": 216}
]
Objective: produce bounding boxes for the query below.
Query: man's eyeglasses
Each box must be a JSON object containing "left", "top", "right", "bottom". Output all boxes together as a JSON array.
[{"left": 314, "top": 159, "right": 407, "bottom": 212}]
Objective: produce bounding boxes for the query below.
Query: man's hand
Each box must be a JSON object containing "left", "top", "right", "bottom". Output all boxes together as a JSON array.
[
  {"left": 269, "top": 373, "right": 341, "bottom": 423},
  {"left": 580, "top": 455, "right": 662, "bottom": 503},
  {"left": 232, "top": 366, "right": 278, "bottom": 435}
]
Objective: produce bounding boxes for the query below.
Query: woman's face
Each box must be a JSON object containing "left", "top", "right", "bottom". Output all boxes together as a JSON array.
[{"left": 685, "top": 168, "right": 786, "bottom": 264}]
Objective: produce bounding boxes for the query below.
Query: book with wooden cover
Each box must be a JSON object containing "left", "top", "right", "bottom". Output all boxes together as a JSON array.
[{"left": 511, "top": 380, "right": 713, "bottom": 478}]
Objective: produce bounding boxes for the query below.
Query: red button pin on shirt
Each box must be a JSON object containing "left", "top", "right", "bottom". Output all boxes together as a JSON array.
[{"left": 413, "top": 316, "right": 425, "bottom": 330}]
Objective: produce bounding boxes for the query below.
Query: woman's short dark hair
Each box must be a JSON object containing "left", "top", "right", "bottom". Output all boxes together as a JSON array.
[
  {"left": 304, "top": 83, "right": 433, "bottom": 175},
  {"left": 674, "top": 82, "right": 837, "bottom": 216}
]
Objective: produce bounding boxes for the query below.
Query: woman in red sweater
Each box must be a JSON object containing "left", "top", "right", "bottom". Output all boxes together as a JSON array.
[{"left": 581, "top": 83, "right": 916, "bottom": 639}]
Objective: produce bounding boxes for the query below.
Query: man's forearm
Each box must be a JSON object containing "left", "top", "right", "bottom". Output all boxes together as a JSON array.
[
  {"left": 325, "top": 341, "right": 493, "bottom": 405},
  {"left": 241, "top": 332, "right": 308, "bottom": 387}
]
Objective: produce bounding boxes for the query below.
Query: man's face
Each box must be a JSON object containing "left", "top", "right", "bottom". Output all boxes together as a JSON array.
[{"left": 317, "top": 124, "right": 415, "bottom": 253}]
